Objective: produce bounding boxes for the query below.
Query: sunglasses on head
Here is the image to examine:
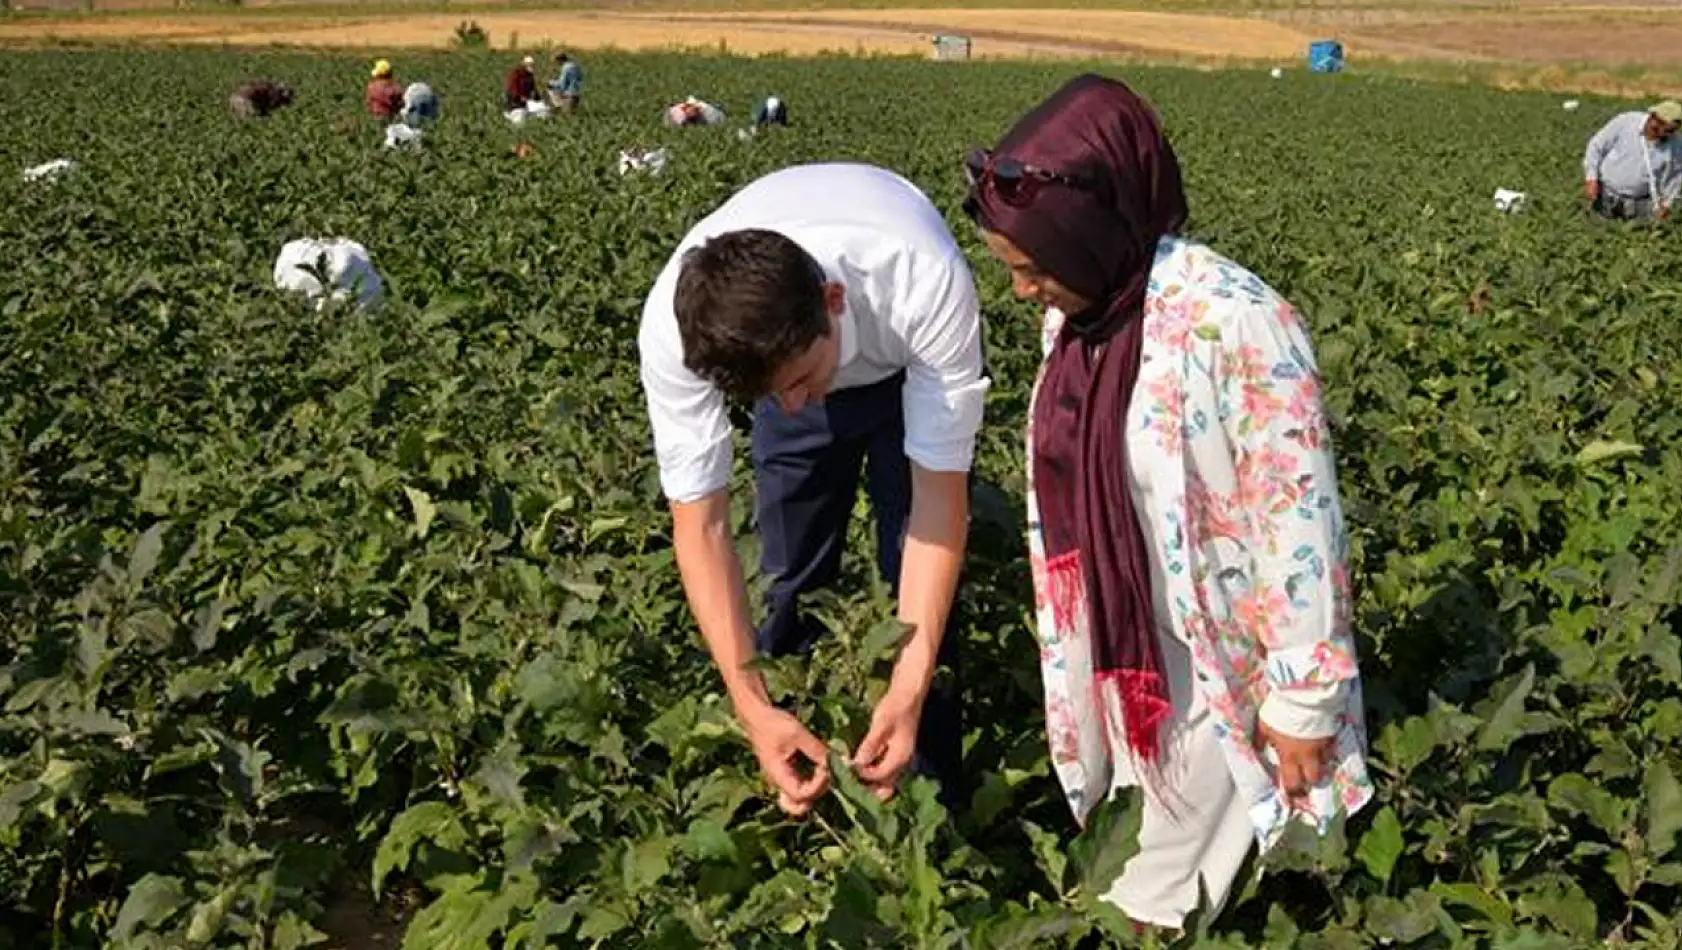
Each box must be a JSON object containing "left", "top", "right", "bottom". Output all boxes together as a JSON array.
[{"left": 963, "top": 148, "right": 1086, "bottom": 207}]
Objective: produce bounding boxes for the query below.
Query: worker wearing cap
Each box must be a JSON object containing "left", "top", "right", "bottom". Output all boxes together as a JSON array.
[
  {"left": 1583, "top": 100, "right": 1682, "bottom": 221},
  {"left": 504, "top": 56, "right": 538, "bottom": 111},
  {"left": 365, "top": 59, "right": 404, "bottom": 120},
  {"left": 752, "top": 95, "right": 789, "bottom": 128}
]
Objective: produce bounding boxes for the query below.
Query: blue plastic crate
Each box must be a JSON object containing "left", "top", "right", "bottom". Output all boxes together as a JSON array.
[{"left": 1308, "top": 40, "right": 1345, "bottom": 73}]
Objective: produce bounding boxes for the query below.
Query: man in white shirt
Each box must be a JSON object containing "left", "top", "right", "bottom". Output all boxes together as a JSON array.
[
  {"left": 1583, "top": 99, "right": 1681, "bottom": 221},
  {"left": 638, "top": 163, "right": 989, "bottom": 816}
]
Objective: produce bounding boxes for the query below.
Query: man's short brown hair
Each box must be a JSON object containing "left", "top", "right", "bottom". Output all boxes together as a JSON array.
[{"left": 673, "top": 229, "right": 830, "bottom": 403}]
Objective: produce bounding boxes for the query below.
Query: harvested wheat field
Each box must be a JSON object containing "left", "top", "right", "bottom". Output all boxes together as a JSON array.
[
  {"left": 0, "top": 8, "right": 1312, "bottom": 60},
  {"left": 2, "top": 2, "right": 1682, "bottom": 88}
]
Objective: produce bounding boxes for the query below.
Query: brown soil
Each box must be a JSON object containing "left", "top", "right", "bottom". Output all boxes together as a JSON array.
[
  {"left": 316, "top": 871, "right": 420, "bottom": 950},
  {"left": 1344, "top": 14, "right": 1682, "bottom": 67}
]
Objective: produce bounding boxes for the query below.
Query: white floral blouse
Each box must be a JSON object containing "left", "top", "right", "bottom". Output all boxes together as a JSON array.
[{"left": 1025, "top": 235, "right": 1374, "bottom": 852}]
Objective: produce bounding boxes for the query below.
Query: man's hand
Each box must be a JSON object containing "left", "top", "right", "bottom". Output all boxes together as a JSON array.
[
  {"left": 1257, "top": 721, "right": 1335, "bottom": 810},
  {"left": 740, "top": 701, "right": 830, "bottom": 817},
  {"left": 1584, "top": 179, "right": 1601, "bottom": 202},
  {"left": 851, "top": 690, "right": 923, "bottom": 801}
]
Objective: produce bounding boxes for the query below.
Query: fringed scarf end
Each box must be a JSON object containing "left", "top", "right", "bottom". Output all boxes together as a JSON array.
[
  {"left": 1044, "top": 551, "right": 1085, "bottom": 633},
  {"left": 1099, "top": 668, "right": 1172, "bottom": 765}
]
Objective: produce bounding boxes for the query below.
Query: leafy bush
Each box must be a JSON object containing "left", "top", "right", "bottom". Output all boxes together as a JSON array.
[{"left": 0, "top": 48, "right": 1679, "bottom": 950}]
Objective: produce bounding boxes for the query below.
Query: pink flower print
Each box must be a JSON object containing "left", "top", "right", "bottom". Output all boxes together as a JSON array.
[
  {"left": 1182, "top": 611, "right": 1218, "bottom": 651},
  {"left": 1241, "top": 381, "right": 1287, "bottom": 433},
  {"left": 1233, "top": 457, "right": 1273, "bottom": 513},
  {"left": 1275, "top": 300, "right": 1304, "bottom": 331},
  {"left": 1046, "top": 695, "right": 1081, "bottom": 764},
  {"left": 1226, "top": 343, "right": 1270, "bottom": 385},
  {"left": 1233, "top": 583, "right": 1289, "bottom": 649},
  {"left": 1340, "top": 779, "right": 1369, "bottom": 811},
  {"left": 1234, "top": 445, "right": 1299, "bottom": 517},
  {"left": 1311, "top": 641, "right": 1358, "bottom": 680},
  {"left": 1286, "top": 377, "right": 1322, "bottom": 425},
  {"left": 1187, "top": 475, "right": 1244, "bottom": 544},
  {"left": 1283, "top": 379, "right": 1326, "bottom": 450},
  {"left": 1148, "top": 307, "right": 1195, "bottom": 354},
  {"left": 1144, "top": 375, "right": 1185, "bottom": 450},
  {"left": 1332, "top": 563, "right": 1352, "bottom": 598},
  {"left": 1214, "top": 610, "right": 1257, "bottom": 656}
]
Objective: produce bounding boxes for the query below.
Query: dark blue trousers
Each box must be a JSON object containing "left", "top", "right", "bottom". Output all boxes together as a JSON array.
[{"left": 751, "top": 371, "right": 964, "bottom": 798}]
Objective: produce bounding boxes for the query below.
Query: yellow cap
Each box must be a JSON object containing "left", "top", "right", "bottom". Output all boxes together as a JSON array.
[{"left": 371, "top": 59, "right": 392, "bottom": 78}]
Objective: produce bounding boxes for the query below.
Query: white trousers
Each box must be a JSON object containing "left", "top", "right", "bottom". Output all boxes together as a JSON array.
[{"left": 1099, "top": 631, "right": 1257, "bottom": 929}]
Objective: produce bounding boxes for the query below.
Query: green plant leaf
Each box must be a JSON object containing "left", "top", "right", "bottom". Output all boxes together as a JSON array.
[
  {"left": 1548, "top": 773, "right": 1628, "bottom": 838},
  {"left": 1431, "top": 881, "right": 1513, "bottom": 930},
  {"left": 404, "top": 486, "right": 437, "bottom": 538},
  {"left": 626, "top": 835, "right": 674, "bottom": 893},
  {"left": 1476, "top": 664, "right": 1535, "bottom": 751},
  {"left": 1069, "top": 790, "right": 1145, "bottom": 900},
  {"left": 681, "top": 817, "right": 738, "bottom": 863},
  {"left": 1355, "top": 806, "right": 1404, "bottom": 884},
  {"left": 1644, "top": 759, "right": 1682, "bottom": 858},
  {"left": 1575, "top": 440, "right": 1644, "bottom": 465},
  {"left": 374, "top": 801, "right": 470, "bottom": 896},
  {"left": 112, "top": 874, "right": 186, "bottom": 941},
  {"left": 126, "top": 522, "right": 168, "bottom": 587}
]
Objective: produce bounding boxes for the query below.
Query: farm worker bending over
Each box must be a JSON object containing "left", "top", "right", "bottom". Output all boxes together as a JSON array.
[
  {"left": 504, "top": 56, "right": 537, "bottom": 111},
  {"left": 965, "top": 74, "right": 1372, "bottom": 932},
  {"left": 229, "top": 79, "right": 293, "bottom": 119},
  {"left": 547, "top": 52, "right": 584, "bottom": 111},
  {"left": 1583, "top": 99, "right": 1681, "bottom": 221},
  {"left": 752, "top": 95, "right": 789, "bottom": 128},
  {"left": 665, "top": 96, "right": 725, "bottom": 127},
  {"left": 365, "top": 59, "right": 404, "bottom": 119},
  {"left": 638, "top": 162, "right": 989, "bottom": 815},
  {"left": 402, "top": 81, "right": 439, "bottom": 124}
]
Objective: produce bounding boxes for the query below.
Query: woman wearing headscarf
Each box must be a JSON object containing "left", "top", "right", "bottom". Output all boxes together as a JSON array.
[{"left": 964, "top": 74, "right": 1372, "bottom": 930}]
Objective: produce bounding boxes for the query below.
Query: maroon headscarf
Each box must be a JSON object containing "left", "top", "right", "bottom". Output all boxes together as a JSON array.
[{"left": 968, "top": 74, "right": 1188, "bottom": 766}]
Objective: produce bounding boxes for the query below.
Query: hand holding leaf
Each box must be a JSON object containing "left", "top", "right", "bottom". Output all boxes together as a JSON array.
[
  {"left": 851, "top": 689, "right": 923, "bottom": 801},
  {"left": 740, "top": 702, "right": 830, "bottom": 817}
]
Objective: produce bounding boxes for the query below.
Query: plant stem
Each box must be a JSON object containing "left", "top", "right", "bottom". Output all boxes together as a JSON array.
[{"left": 51, "top": 821, "right": 81, "bottom": 950}]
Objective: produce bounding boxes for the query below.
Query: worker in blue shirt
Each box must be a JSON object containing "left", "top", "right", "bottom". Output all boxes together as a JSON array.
[{"left": 548, "top": 52, "right": 584, "bottom": 112}]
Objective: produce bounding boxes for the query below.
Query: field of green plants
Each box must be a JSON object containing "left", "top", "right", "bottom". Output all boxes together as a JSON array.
[{"left": 1, "top": 47, "right": 1680, "bottom": 950}]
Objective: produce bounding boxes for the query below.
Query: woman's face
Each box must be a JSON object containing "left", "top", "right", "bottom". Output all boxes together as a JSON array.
[{"left": 979, "top": 229, "right": 1093, "bottom": 316}]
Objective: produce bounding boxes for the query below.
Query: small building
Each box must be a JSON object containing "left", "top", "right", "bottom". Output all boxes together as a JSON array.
[
  {"left": 931, "top": 34, "right": 972, "bottom": 61},
  {"left": 1308, "top": 39, "right": 1346, "bottom": 73}
]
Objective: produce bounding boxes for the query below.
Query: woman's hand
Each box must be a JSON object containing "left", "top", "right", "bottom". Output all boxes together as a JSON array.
[{"left": 1257, "top": 721, "right": 1335, "bottom": 808}]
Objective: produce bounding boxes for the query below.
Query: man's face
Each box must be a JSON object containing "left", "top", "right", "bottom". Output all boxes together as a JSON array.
[
  {"left": 765, "top": 283, "right": 845, "bottom": 414},
  {"left": 1646, "top": 114, "right": 1677, "bottom": 142}
]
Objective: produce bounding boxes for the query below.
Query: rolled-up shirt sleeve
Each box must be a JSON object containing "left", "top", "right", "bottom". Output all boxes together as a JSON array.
[
  {"left": 1661, "top": 151, "right": 1682, "bottom": 206},
  {"left": 898, "top": 252, "right": 989, "bottom": 473},
  {"left": 638, "top": 292, "right": 734, "bottom": 504},
  {"left": 1583, "top": 117, "right": 1619, "bottom": 181}
]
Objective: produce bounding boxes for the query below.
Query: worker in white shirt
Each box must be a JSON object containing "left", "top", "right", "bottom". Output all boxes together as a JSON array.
[
  {"left": 1583, "top": 99, "right": 1681, "bottom": 221},
  {"left": 638, "top": 163, "right": 989, "bottom": 817}
]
